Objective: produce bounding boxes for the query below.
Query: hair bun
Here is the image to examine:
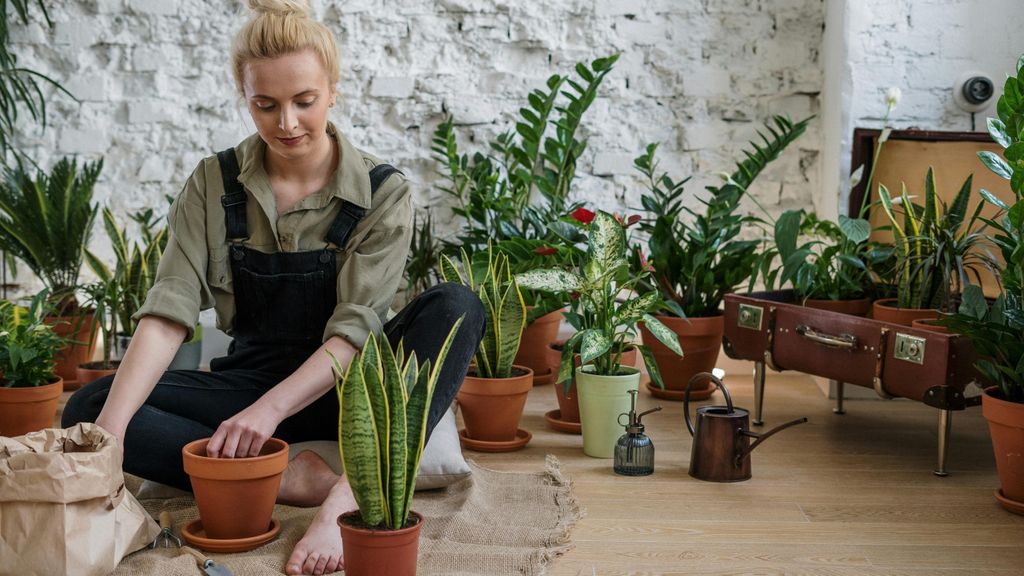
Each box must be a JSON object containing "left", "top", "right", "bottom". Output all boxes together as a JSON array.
[{"left": 247, "top": 0, "right": 310, "bottom": 17}]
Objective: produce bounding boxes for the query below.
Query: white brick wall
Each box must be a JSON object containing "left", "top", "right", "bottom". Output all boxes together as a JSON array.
[{"left": 10, "top": 0, "right": 826, "bottom": 274}]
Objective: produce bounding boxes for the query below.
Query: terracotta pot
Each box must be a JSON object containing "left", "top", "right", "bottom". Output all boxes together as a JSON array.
[
  {"left": 0, "top": 378, "right": 63, "bottom": 436},
  {"left": 456, "top": 366, "right": 533, "bottom": 442},
  {"left": 182, "top": 437, "right": 289, "bottom": 539},
  {"left": 638, "top": 314, "right": 723, "bottom": 401},
  {"left": 338, "top": 510, "right": 422, "bottom": 576},
  {"left": 871, "top": 298, "right": 939, "bottom": 327},
  {"left": 514, "top": 307, "right": 564, "bottom": 386},
  {"left": 546, "top": 341, "right": 637, "bottom": 424},
  {"left": 75, "top": 361, "right": 120, "bottom": 386},
  {"left": 46, "top": 314, "right": 99, "bottom": 391},
  {"left": 910, "top": 317, "right": 951, "bottom": 334},
  {"left": 982, "top": 388, "right": 1024, "bottom": 512},
  {"left": 804, "top": 297, "right": 872, "bottom": 317}
]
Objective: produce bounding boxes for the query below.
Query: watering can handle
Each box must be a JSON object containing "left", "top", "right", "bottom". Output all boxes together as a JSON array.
[{"left": 684, "top": 372, "right": 733, "bottom": 436}]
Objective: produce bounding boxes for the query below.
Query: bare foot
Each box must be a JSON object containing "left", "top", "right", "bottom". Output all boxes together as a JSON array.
[
  {"left": 285, "top": 479, "right": 356, "bottom": 575},
  {"left": 277, "top": 450, "right": 340, "bottom": 507}
]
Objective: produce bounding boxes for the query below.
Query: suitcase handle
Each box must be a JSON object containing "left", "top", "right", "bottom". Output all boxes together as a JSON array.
[{"left": 795, "top": 324, "right": 857, "bottom": 349}]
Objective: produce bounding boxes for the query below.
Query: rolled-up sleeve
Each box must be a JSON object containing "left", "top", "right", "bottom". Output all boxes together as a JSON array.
[
  {"left": 132, "top": 167, "right": 213, "bottom": 340},
  {"left": 324, "top": 179, "right": 412, "bottom": 348}
]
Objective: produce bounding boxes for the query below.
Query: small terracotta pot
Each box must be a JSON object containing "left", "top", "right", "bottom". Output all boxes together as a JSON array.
[
  {"left": 546, "top": 341, "right": 637, "bottom": 424},
  {"left": 804, "top": 297, "right": 872, "bottom": 317},
  {"left": 514, "top": 307, "right": 565, "bottom": 386},
  {"left": 182, "top": 437, "right": 289, "bottom": 540},
  {"left": 46, "top": 314, "right": 99, "bottom": 391},
  {"left": 910, "top": 317, "right": 951, "bottom": 334},
  {"left": 0, "top": 378, "right": 63, "bottom": 436},
  {"left": 638, "top": 314, "right": 723, "bottom": 401},
  {"left": 338, "top": 510, "right": 422, "bottom": 576},
  {"left": 75, "top": 361, "right": 120, "bottom": 387},
  {"left": 871, "top": 298, "right": 939, "bottom": 327},
  {"left": 982, "top": 388, "right": 1024, "bottom": 511},
  {"left": 456, "top": 366, "right": 533, "bottom": 442}
]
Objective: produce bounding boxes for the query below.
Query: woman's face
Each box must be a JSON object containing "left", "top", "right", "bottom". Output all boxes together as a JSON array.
[{"left": 242, "top": 49, "right": 336, "bottom": 163}]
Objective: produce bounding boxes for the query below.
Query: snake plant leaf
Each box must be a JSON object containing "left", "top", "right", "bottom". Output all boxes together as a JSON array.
[
  {"left": 359, "top": 336, "right": 389, "bottom": 497},
  {"left": 439, "top": 253, "right": 463, "bottom": 285},
  {"left": 923, "top": 168, "right": 938, "bottom": 225},
  {"left": 384, "top": 340, "right": 408, "bottom": 529},
  {"left": 587, "top": 211, "right": 626, "bottom": 272},
  {"left": 642, "top": 314, "right": 684, "bottom": 356},
  {"left": 337, "top": 353, "right": 386, "bottom": 527},
  {"left": 876, "top": 184, "right": 904, "bottom": 240},
  {"left": 476, "top": 286, "right": 497, "bottom": 377},
  {"left": 495, "top": 275, "right": 526, "bottom": 376},
  {"left": 101, "top": 208, "right": 129, "bottom": 266},
  {"left": 515, "top": 269, "right": 582, "bottom": 293},
  {"left": 948, "top": 175, "right": 974, "bottom": 227},
  {"left": 838, "top": 215, "right": 871, "bottom": 244},
  {"left": 635, "top": 344, "right": 666, "bottom": 390},
  {"left": 615, "top": 292, "right": 658, "bottom": 325},
  {"left": 578, "top": 329, "right": 611, "bottom": 365},
  {"left": 84, "top": 249, "right": 112, "bottom": 283},
  {"left": 979, "top": 151, "right": 1013, "bottom": 180}
]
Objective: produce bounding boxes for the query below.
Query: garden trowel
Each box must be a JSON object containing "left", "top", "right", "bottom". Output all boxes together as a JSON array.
[{"left": 183, "top": 546, "right": 234, "bottom": 576}]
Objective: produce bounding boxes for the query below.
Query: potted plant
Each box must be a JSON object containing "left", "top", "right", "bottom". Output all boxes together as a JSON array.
[
  {"left": 0, "top": 289, "right": 66, "bottom": 436},
  {"left": 440, "top": 246, "right": 532, "bottom": 451},
  {"left": 333, "top": 318, "right": 464, "bottom": 576},
  {"left": 874, "top": 168, "right": 992, "bottom": 326},
  {"left": 518, "top": 210, "right": 682, "bottom": 458},
  {"left": 74, "top": 276, "right": 122, "bottom": 386},
  {"left": 630, "top": 116, "right": 811, "bottom": 400},
  {"left": 0, "top": 158, "right": 102, "bottom": 385}
]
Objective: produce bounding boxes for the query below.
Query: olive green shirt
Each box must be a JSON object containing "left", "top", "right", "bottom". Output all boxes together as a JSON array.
[{"left": 134, "top": 123, "right": 413, "bottom": 349}]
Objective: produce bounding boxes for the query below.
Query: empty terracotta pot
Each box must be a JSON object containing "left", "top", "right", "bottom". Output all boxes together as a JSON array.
[
  {"left": 0, "top": 378, "right": 63, "bottom": 437},
  {"left": 75, "top": 361, "right": 119, "bottom": 387},
  {"left": 182, "top": 437, "right": 288, "bottom": 540},
  {"left": 872, "top": 298, "right": 939, "bottom": 326},
  {"left": 545, "top": 341, "right": 637, "bottom": 423},
  {"left": 514, "top": 307, "right": 565, "bottom": 386},
  {"left": 338, "top": 510, "right": 423, "bottom": 576},
  {"left": 456, "top": 367, "right": 533, "bottom": 442}
]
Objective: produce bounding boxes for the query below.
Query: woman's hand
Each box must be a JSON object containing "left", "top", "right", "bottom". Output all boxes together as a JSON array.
[{"left": 206, "top": 401, "right": 283, "bottom": 458}]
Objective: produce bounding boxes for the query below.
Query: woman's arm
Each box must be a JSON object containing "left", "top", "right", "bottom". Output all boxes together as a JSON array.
[
  {"left": 205, "top": 334, "right": 358, "bottom": 458},
  {"left": 95, "top": 315, "right": 187, "bottom": 446}
]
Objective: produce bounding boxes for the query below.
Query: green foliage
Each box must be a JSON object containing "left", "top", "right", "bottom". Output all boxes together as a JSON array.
[
  {"left": 0, "top": 157, "right": 101, "bottom": 308},
  {"left": 440, "top": 246, "right": 525, "bottom": 378},
  {"left": 516, "top": 211, "right": 682, "bottom": 389},
  {"left": 332, "top": 318, "right": 463, "bottom": 529},
  {"left": 0, "top": 289, "right": 64, "bottom": 387},
  {"left": 877, "top": 168, "right": 991, "bottom": 311},
  {"left": 403, "top": 210, "right": 442, "bottom": 303},
  {"left": 633, "top": 116, "right": 812, "bottom": 318},
  {"left": 0, "top": 1, "right": 75, "bottom": 159}
]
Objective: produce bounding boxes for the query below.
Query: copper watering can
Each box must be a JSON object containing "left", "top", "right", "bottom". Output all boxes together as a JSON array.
[{"left": 685, "top": 372, "right": 807, "bottom": 482}]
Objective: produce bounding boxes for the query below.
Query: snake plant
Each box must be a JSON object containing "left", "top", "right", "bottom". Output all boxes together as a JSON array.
[
  {"left": 439, "top": 246, "right": 526, "bottom": 379},
  {"left": 332, "top": 317, "right": 463, "bottom": 530}
]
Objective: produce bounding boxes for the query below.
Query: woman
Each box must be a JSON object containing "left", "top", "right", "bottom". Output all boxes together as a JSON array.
[{"left": 61, "top": 1, "right": 483, "bottom": 574}]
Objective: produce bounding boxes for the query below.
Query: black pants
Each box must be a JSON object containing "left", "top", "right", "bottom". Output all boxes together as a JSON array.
[{"left": 62, "top": 283, "right": 485, "bottom": 491}]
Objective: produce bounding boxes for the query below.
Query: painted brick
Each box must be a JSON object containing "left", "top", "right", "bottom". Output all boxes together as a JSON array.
[{"left": 369, "top": 77, "right": 416, "bottom": 98}]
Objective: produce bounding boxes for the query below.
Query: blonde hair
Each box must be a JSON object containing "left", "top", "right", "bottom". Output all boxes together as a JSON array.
[{"left": 231, "top": 0, "right": 340, "bottom": 95}]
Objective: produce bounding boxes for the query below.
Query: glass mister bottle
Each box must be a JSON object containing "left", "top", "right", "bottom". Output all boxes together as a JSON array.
[{"left": 614, "top": 390, "right": 661, "bottom": 476}]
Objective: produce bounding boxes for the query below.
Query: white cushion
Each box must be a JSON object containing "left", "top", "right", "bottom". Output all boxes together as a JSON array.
[{"left": 134, "top": 405, "right": 470, "bottom": 499}]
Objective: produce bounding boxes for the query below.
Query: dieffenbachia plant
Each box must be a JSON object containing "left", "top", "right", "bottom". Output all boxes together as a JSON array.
[
  {"left": 516, "top": 210, "right": 683, "bottom": 391},
  {"left": 332, "top": 317, "right": 463, "bottom": 530},
  {"left": 439, "top": 246, "right": 526, "bottom": 379}
]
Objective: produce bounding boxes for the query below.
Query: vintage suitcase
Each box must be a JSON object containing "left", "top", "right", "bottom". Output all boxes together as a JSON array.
[{"left": 722, "top": 290, "right": 982, "bottom": 476}]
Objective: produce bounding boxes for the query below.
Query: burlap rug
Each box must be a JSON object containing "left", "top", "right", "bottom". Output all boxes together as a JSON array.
[{"left": 113, "top": 456, "right": 582, "bottom": 576}]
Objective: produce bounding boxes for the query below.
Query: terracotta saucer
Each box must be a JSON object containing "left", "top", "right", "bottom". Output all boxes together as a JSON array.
[
  {"left": 544, "top": 409, "right": 582, "bottom": 434},
  {"left": 645, "top": 381, "right": 714, "bottom": 401},
  {"left": 62, "top": 379, "right": 82, "bottom": 392},
  {"left": 994, "top": 488, "right": 1024, "bottom": 516},
  {"left": 459, "top": 428, "right": 532, "bottom": 452},
  {"left": 533, "top": 368, "right": 555, "bottom": 386},
  {"left": 181, "top": 518, "right": 281, "bottom": 553}
]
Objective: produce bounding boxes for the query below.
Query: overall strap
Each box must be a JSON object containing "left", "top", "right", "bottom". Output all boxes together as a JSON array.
[
  {"left": 325, "top": 163, "right": 402, "bottom": 249},
  {"left": 216, "top": 148, "right": 248, "bottom": 242}
]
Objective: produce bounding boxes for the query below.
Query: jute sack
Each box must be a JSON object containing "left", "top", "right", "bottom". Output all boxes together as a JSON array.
[{"left": 0, "top": 423, "right": 160, "bottom": 576}]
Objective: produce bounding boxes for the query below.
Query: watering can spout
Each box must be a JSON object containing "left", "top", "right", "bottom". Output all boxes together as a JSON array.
[{"left": 737, "top": 417, "right": 808, "bottom": 463}]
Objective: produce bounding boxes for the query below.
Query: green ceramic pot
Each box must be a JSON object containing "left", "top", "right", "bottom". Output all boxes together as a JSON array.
[{"left": 576, "top": 366, "right": 640, "bottom": 458}]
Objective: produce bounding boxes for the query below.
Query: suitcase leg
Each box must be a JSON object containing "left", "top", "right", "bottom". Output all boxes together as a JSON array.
[
  {"left": 753, "top": 361, "right": 766, "bottom": 426},
  {"left": 833, "top": 380, "right": 846, "bottom": 415},
  {"left": 934, "top": 408, "right": 952, "bottom": 477}
]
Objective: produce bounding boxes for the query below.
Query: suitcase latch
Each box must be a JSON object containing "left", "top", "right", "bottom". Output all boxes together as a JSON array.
[
  {"left": 894, "top": 333, "right": 926, "bottom": 364},
  {"left": 738, "top": 304, "right": 763, "bottom": 330}
]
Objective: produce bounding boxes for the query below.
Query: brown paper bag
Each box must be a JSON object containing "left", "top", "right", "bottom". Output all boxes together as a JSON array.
[{"left": 0, "top": 423, "right": 160, "bottom": 576}]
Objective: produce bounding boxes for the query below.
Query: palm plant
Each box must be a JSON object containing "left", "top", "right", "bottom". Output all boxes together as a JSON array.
[
  {"left": 332, "top": 318, "right": 463, "bottom": 529},
  {"left": 0, "top": 157, "right": 102, "bottom": 309},
  {"left": 439, "top": 246, "right": 525, "bottom": 379}
]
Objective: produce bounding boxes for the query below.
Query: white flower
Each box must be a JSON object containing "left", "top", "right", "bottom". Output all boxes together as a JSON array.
[{"left": 885, "top": 87, "right": 902, "bottom": 111}]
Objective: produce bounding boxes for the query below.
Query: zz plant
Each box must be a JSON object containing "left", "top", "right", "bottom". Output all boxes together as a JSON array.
[
  {"left": 332, "top": 318, "right": 463, "bottom": 529},
  {"left": 439, "top": 247, "right": 525, "bottom": 379},
  {"left": 517, "top": 210, "right": 682, "bottom": 390}
]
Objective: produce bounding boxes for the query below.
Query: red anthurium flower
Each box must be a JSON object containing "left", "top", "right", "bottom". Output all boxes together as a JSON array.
[
  {"left": 570, "top": 291, "right": 581, "bottom": 300},
  {"left": 626, "top": 214, "right": 642, "bottom": 227},
  {"left": 571, "top": 207, "right": 595, "bottom": 224},
  {"left": 533, "top": 246, "right": 557, "bottom": 256}
]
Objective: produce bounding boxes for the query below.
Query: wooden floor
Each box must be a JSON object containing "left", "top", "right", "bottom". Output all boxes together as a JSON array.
[{"left": 462, "top": 358, "right": 1024, "bottom": 576}]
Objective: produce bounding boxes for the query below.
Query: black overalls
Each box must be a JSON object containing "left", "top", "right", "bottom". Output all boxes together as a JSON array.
[{"left": 63, "top": 148, "right": 485, "bottom": 491}]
